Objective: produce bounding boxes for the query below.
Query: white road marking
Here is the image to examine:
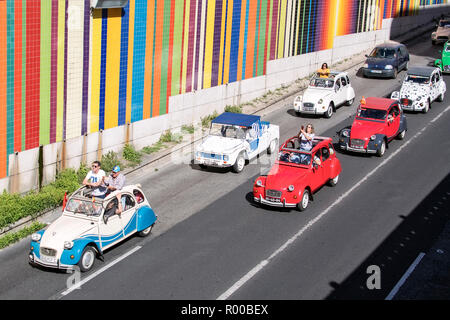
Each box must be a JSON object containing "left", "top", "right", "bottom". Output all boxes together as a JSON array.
[
  {"left": 217, "top": 105, "right": 450, "bottom": 300},
  {"left": 60, "top": 245, "right": 142, "bottom": 297},
  {"left": 385, "top": 252, "right": 426, "bottom": 300}
]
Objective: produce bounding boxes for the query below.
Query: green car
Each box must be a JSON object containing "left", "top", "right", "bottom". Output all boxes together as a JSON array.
[{"left": 435, "top": 41, "right": 450, "bottom": 73}]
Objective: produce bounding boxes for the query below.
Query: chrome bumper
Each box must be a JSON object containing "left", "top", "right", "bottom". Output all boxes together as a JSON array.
[
  {"left": 254, "top": 195, "right": 297, "bottom": 208},
  {"left": 29, "top": 252, "right": 74, "bottom": 271},
  {"left": 340, "top": 143, "right": 377, "bottom": 154}
]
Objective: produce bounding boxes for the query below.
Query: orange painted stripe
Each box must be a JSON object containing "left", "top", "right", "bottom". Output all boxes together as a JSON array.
[
  {"left": 152, "top": 0, "right": 165, "bottom": 117},
  {"left": 143, "top": 0, "right": 155, "bottom": 120},
  {"left": 245, "top": 0, "right": 257, "bottom": 80},
  {"left": 0, "top": 1, "right": 7, "bottom": 178}
]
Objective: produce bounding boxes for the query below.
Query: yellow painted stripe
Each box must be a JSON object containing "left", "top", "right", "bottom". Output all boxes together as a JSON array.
[
  {"left": 277, "top": 0, "right": 287, "bottom": 59},
  {"left": 223, "top": 0, "right": 233, "bottom": 85},
  {"left": 203, "top": 0, "right": 216, "bottom": 88},
  {"left": 104, "top": 8, "right": 121, "bottom": 130},
  {"left": 56, "top": 0, "right": 65, "bottom": 141},
  {"left": 90, "top": 9, "right": 102, "bottom": 133},
  {"left": 126, "top": 0, "right": 135, "bottom": 124}
]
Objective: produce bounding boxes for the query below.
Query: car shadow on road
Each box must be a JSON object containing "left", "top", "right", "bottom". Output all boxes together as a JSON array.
[
  {"left": 189, "top": 160, "right": 232, "bottom": 174},
  {"left": 286, "top": 108, "right": 321, "bottom": 119}
]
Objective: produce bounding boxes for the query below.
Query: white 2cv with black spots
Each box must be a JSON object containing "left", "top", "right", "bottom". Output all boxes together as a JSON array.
[
  {"left": 195, "top": 112, "right": 280, "bottom": 173},
  {"left": 29, "top": 184, "right": 157, "bottom": 272},
  {"left": 391, "top": 66, "right": 446, "bottom": 113}
]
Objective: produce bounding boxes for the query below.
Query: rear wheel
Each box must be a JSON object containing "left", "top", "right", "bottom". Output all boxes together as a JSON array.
[
  {"left": 397, "top": 129, "right": 406, "bottom": 140},
  {"left": 329, "top": 174, "right": 339, "bottom": 187},
  {"left": 346, "top": 98, "right": 355, "bottom": 106},
  {"left": 423, "top": 100, "right": 430, "bottom": 113},
  {"left": 138, "top": 223, "right": 155, "bottom": 237},
  {"left": 267, "top": 139, "right": 278, "bottom": 154},
  {"left": 297, "top": 189, "right": 310, "bottom": 211}
]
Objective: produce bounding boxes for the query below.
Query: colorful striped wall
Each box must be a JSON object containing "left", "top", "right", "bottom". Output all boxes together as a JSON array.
[{"left": 0, "top": 0, "right": 447, "bottom": 179}]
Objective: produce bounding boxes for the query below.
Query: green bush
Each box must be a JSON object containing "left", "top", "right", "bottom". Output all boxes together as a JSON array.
[
  {"left": 101, "top": 150, "right": 123, "bottom": 173},
  {"left": 123, "top": 144, "right": 142, "bottom": 167},
  {"left": 0, "top": 221, "right": 46, "bottom": 249},
  {"left": 181, "top": 125, "right": 195, "bottom": 134},
  {"left": 224, "top": 105, "right": 243, "bottom": 114},
  {"left": 201, "top": 111, "right": 219, "bottom": 128}
]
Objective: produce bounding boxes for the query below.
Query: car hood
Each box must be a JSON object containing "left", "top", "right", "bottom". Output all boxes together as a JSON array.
[
  {"left": 265, "top": 163, "right": 309, "bottom": 190},
  {"left": 365, "top": 57, "right": 395, "bottom": 67},
  {"left": 40, "top": 215, "right": 98, "bottom": 253},
  {"left": 442, "top": 50, "right": 450, "bottom": 63},
  {"left": 302, "top": 88, "right": 333, "bottom": 103},
  {"left": 350, "top": 118, "right": 385, "bottom": 139},
  {"left": 436, "top": 27, "right": 450, "bottom": 37},
  {"left": 197, "top": 135, "right": 243, "bottom": 154},
  {"left": 400, "top": 82, "right": 430, "bottom": 100}
]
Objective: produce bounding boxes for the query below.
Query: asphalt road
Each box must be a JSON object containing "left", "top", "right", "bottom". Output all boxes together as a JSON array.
[{"left": 0, "top": 31, "right": 448, "bottom": 300}]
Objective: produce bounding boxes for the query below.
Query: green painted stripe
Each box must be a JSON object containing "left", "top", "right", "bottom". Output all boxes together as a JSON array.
[
  {"left": 39, "top": 0, "right": 51, "bottom": 146},
  {"left": 257, "top": 0, "right": 268, "bottom": 76},
  {"left": 171, "top": 0, "right": 184, "bottom": 97},
  {"left": 7, "top": 0, "right": 15, "bottom": 165},
  {"left": 159, "top": 0, "right": 172, "bottom": 115}
]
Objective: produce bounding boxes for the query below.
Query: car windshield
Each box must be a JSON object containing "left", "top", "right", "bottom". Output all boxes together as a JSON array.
[
  {"left": 405, "top": 75, "right": 429, "bottom": 84},
  {"left": 369, "top": 47, "right": 396, "bottom": 59},
  {"left": 439, "top": 21, "right": 450, "bottom": 27},
  {"left": 65, "top": 198, "right": 103, "bottom": 216},
  {"left": 309, "top": 77, "right": 334, "bottom": 88},
  {"left": 357, "top": 107, "right": 387, "bottom": 120},
  {"left": 209, "top": 123, "right": 247, "bottom": 139},
  {"left": 278, "top": 151, "right": 311, "bottom": 165}
]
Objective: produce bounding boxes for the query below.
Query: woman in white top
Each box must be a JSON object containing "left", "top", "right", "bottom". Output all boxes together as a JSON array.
[{"left": 298, "top": 124, "right": 315, "bottom": 151}]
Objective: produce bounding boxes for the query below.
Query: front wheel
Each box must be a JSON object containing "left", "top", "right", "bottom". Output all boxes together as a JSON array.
[
  {"left": 437, "top": 92, "right": 444, "bottom": 102},
  {"left": 297, "top": 189, "right": 310, "bottom": 211},
  {"left": 376, "top": 140, "right": 386, "bottom": 157},
  {"left": 232, "top": 153, "right": 245, "bottom": 173},
  {"left": 324, "top": 104, "right": 333, "bottom": 119},
  {"left": 391, "top": 68, "right": 398, "bottom": 79},
  {"left": 78, "top": 246, "right": 96, "bottom": 272}
]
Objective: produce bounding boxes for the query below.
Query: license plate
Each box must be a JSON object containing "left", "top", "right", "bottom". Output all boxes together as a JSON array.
[
  {"left": 304, "top": 107, "right": 314, "bottom": 111},
  {"left": 206, "top": 159, "right": 219, "bottom": 165},
  {"left": 371, "top": 70, "right": 382, "bottom": 74},
  {"left": 41, "top": 255, "right": 57, "bottom": 264}
]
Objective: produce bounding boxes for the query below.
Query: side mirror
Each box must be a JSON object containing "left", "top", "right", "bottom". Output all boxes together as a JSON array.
[{"left": 365, "top": 54, "right": 368, "bottom": 58}]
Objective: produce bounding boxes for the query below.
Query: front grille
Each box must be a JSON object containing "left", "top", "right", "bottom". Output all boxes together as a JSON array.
[
  {"left": 438, "top": 36, "right": 448, "bottom": 40},
  {"left": 400, "top": 98, "right": 412, "bottom": 106},
  {"left": 266, "top": 189, "right": 282, "bottom": 198},
  {"left": 201, "top": 153, "right": 222, "bottom": 160},
  {"left": 351, "top": 139, "right": 365, "bottom": 148},
  {"left": 303, "top": 102, "right": 314, "bottom": 109},
  {"left": 40, "top": 247, "right": 57, "bottom": 257}
]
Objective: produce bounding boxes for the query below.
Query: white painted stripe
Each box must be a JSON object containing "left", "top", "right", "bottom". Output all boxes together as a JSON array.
[
  {"left": 60, "top": 245, "right": 142, "bottom": 297},
  {"left": 217, "top": 105, "right": 450, "bottom": 300},
  {"left": 385, "top": 252, "right": 426, "bottom": 300}
]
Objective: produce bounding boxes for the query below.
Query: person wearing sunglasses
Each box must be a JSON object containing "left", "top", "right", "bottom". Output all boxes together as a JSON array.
[
  {"left": 298, "top": 124, "right": 315, "bottom": 151},
  {"left": 82, "top": 160, "right": 107, "bottom": 198}
]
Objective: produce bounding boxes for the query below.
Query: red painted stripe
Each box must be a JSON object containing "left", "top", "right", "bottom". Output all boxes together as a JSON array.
[
  {"left": 270, "top": 0, "right": 279, "bottom": 61},
  {"left": 0, "top": 1, "right": 7, "bottom": 178},
  {"left": 25, "top": 0, "right": 41, "bottom": 150},
  {"left": 167, "top": 0, "right": 175, "bottom": 112}
]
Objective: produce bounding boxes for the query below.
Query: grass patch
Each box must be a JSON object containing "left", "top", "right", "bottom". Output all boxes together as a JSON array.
[
  {"left": 0, "top": 221, "right": 46, "bottom": 250},
  {"left": 142, "top": 141, "right": 166, "bottom": 154},
  {"left": 181, "top": 124, "right": 195, "bottom": 134},
  {"left": 101, "top": 151, "right": 123, "bottom": 173},
  {"left": 201, "top": 111, "right": 219, "bottom": 128}
]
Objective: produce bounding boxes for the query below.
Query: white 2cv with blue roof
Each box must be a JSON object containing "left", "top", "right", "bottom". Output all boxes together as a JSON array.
[
  {"left": 29, "top": 184, "right": 157, "bottom": 272},
  {"left": 195, "top": 112, "right": 280, "bottom": 173}
]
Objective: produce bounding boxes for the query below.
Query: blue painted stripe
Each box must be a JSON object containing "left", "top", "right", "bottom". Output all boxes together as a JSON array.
[
  {"left": 241, "top": 0, "right": 250, "bottom": 79},
  {"left": 306, "top": 0, "right": 312, "bottom": 53},
  {"left": 130, "top": 0, "right": 148, "bottom": 123},
  {"left": 229, "top": 0, "right": 242, "bottom": 83},
  {"left": 99, "top": 10, "right": 108, "bottom": 130},
  {"left": 221, "top": 0, "right": 229, "bottom": 84},
  {"left": 118, "top": 1, "right": 130, "bottom": 126}
]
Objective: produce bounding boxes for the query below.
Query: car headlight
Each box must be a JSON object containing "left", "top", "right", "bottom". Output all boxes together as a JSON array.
[
  {"left": 196, "top": 151, "right": 201, "bottom": 158},
  {"left": 370, "top": 135, "right": 376, "bottom": 141},
  {"left": 256, "top": 180, "right": 263, "bottom": 187},
  {"left": 318, "top": 99, "right": 323, "bottom": 104},
  {"left": 31, "top": 233, "right": 42, "bottom": 242},
  {"left": 295, "top": 95, "right": 303, "bottom": 102},
  {"left": 223, "top": 155, "right": 229, "bottom": 161},
  {"left": 64, "top": 241, "right": 74, "bottom": 250},
  {"left": 385, "top": 65, "right": 393, "bottom": 70},
  {"left": 342, "top": 130, "right": 350, "bottom": 138},
  {"left": 363, "top": 63, "right": 369, "bottom": 68},
  {"left": 288, "top": 185, "right": 294, "bottom": 192}
]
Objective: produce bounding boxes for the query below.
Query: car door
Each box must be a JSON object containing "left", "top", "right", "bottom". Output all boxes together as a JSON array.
[
  {"left": 320, "top": 146, "right": 332, "bottom": 183},
  {"left": 334, "top": 78, "right": 344, "bottom": 106},
  {"left": 386, "top": 105, "right": 401, "bottom": 140},
  {"left": 98, "top": 199, "right": 124, "bottom": 250},
  {"left": 310, "top": 149, "right": 324, "bottom": 192},
  {"left": 119, "top": 194, "right": 138, "bottom": 237},
  {"left": 340, "top": 76, "right": 349, "bottom": 104},
  {"left": 432, "top": 71, "right": 440, "bottom": 101}
]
